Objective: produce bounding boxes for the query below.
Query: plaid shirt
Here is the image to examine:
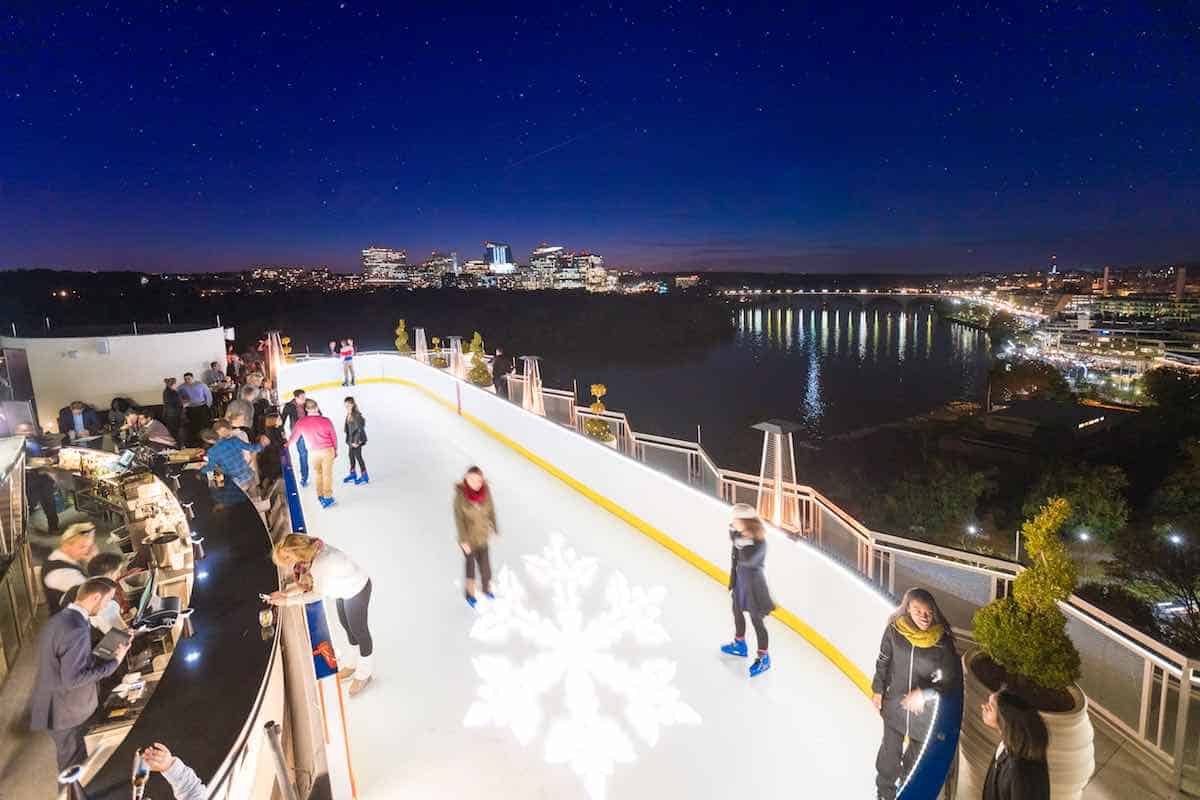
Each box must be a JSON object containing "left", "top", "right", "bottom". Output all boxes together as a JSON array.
[{"left": 199, "top": 436, "right": 262, "bottom": 485}]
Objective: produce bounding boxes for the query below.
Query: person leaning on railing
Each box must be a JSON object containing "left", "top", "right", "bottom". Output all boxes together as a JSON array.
[
  {"left": 198, "top": 420, "right": 272, "bottom": 513},
  {"left": 871, "top": 587, "right": 961, "bottom": 800},
  {"left": 141, "top": 742, "right": 208, "bottom": 800},
  {"left": 268, "top": 534, "right": 374, "bottom": 696}
]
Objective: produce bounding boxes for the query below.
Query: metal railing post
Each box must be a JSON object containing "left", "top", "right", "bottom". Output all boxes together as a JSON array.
[
  {"left": 265, "top": 720, "right": 302, "bottom": 800},
  {"left": 1173, "top": 660, "right": 1197, "bottom": 789}
]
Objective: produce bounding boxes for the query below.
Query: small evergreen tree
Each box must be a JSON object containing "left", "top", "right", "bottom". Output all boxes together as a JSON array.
[
  {"left": 394, "top": 320, "right": 411, "bottom": 354},
  {"left": 430, "top": 336, "right": 449, "bottom": 368},
  {"left": 584, "top": 383, "right": 615, "bottom": 442},
  {"left": 974, "top": 498, "right": 1082, "bottom": 692},
  {"left": 467, "top": 331, "right": 492, "bottom": 386}
]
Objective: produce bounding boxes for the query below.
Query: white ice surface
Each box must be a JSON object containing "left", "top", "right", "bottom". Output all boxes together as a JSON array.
[{"left": 296, "top": 383, "right": 879, "bottom": 799}]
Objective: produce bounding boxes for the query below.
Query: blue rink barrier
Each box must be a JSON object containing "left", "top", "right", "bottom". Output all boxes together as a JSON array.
[
  {"left": 897, "top": 683, "right": 965, "bottom": 800},
  {"left": 281, "top": 446, "right": 307, "bottom": 533}
]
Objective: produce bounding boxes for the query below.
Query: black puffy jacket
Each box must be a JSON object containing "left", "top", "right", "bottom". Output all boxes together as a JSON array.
[
  {"left": 871, "top": 622, "right": 961, "bottom": 742},
  {"left": 983, "top": 748, "right": 1050, "bottom": 800}
]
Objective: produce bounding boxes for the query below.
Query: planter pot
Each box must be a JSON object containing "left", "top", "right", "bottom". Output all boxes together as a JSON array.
[{"left": 957, "top": 649, "right": 1095, "bottom": 800}]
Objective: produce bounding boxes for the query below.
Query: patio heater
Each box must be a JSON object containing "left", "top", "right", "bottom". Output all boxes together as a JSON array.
[
  {"left": 521, "top": 356, "right": 545, "bottom": 416},
  {"left": 751, "top": 419, "right": 802, "bottom": 532},
  {"left": 264, "top": 331, "right": 285, "bottom": 394},
  {"left": 448, "top": 335, "right": 466, "bottom": 379},
  {"left": 414, "top": 328, "right": 428, "bottom": 364}
]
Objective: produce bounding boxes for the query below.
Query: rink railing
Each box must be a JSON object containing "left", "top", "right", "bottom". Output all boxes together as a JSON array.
[{"left": 287, "top": 351, "right": 1199, "bottom": 790}]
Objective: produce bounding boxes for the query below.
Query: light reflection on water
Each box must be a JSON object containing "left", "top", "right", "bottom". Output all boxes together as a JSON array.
[
  {"left": 731, "top": 300, "right": 990, "bottom": 442},
  {"left": 568, "top": 299, "right": 993, "bottom": 472}
]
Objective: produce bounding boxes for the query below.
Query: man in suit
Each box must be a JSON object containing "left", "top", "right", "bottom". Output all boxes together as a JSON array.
[
  {"left": 56, "top": 401, "right": 101, "bottom": 447},
  {"left": 29, "top": 577, "right": 130, "bottom": 772}
]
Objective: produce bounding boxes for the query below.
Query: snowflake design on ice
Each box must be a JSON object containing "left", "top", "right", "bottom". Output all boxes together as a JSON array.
[{"left": 463, "top": 533, "right": 700, "bottom": 799}]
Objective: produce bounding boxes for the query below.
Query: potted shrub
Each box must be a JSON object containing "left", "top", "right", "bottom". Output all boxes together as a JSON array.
[
  {"left": 430, "top": 336, "right": 449, "bottom": 369},
  {"left": 958, "top": 497, "right": 1095, "bottom": 799},
  {"left": 583, "top": 383, "right": 617, "bottom": 447},
  {"left": 466, "top": 332, "right": 494, "bottom": 390},
  {"left": 394, "top": 320, "right": 411, "bottom": 354}
]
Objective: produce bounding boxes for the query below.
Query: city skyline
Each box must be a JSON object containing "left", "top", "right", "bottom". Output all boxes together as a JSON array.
[{"left": 2, "top": 4, "right": 1197, "bottom": 274}]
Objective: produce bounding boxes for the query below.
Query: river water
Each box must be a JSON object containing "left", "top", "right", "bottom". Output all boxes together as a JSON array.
[{"left": 559, "top": 300, "right": 993, "bottom": 472}]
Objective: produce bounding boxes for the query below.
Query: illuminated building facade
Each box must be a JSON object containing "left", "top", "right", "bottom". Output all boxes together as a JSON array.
[{"left": 362, "top": 246, "right": 409, "bottom": 285}]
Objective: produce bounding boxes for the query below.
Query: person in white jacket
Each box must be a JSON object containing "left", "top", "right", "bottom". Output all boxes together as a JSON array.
[
  {"left": 268, "top": 533, "right": 374, "bottom": 695},
  {"left": 142, "top": 742, "right": 206, "bottom": 800}
]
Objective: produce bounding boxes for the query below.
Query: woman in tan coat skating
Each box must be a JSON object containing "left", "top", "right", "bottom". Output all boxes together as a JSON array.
[{"left": 453, "top": 465, "right": 498, "bottom": 607}]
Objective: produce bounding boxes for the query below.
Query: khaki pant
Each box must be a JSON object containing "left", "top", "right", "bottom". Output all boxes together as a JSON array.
[{"left": 310, "top": 447, "right": 335, "bottom": 498}]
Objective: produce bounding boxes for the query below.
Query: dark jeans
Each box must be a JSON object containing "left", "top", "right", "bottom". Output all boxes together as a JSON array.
[
  {"left": 464, "top": 545, "right": 492, "bottom": 594},
  {"left": 876, "top": 724, "right": 923, "bottom": 800},
  {"left": 27, "top": 471, "right": 59, "bottom": 533},
  {"left": 49, "top": 726, "right": 87, "bottom": 771},
  {"left": 733, "top": 599, "right": 769, "bottom": 652},
  {"left": 493, "top": 379, "right": 508, "bottom": 400},
  {"left": 348, "top": 445, "right": 366, "bottom": 473},
  {"left": 295, "top": 434, "right": 309, "bottom": 482},
  {"left": 335, "top": 580, "right": 373, "bottom": 658},
  {"left": 184, "top": 405, "right": 211, "bottom": 447}
]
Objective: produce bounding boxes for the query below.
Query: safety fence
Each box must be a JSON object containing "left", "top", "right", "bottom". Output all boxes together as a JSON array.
[{"left": 290, "top": 349, "right": 1200, "bottom": 791}]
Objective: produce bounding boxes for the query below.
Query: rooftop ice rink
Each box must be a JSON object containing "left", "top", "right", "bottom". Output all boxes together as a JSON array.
[{"left": 281, "top": 354, "right": 896, "bottom": 799}]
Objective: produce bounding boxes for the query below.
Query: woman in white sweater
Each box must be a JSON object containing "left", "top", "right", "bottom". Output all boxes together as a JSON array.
[{"left": 269, "top": 533, "right": 374, "bottom": 695}]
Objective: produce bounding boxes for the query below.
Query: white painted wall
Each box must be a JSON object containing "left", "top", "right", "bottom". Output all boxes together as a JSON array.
[
  {"left": 0, "top": 328, "right": 228, "bottom": 432},
  {"left": 281, "top": 353, "right": 894, "bottom": 688}
]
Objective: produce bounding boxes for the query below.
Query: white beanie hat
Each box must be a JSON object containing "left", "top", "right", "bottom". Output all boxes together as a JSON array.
[{"left": 731, "top": 503, "right": 758, "bottom": 520}]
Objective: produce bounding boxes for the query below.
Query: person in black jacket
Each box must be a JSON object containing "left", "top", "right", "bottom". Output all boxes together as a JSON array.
[
  {"left": 718, "top": 503, "right": 775, "bottom": 677},
  {"left": 162, "top": 377, "right": 183, "bottom": 442},
  {"left": 492, "top": 347, "right": 514, "bottom": 399},
  {"left": 872, "top": 587, "right": 961, "bottom": 800},
  {"left": 343, "top": 397, "right": 368, "bottom": 485},
  {"left": 281, "top": 389, "right": 310, "bottom": 486},
  {"left": 981, "top": 689, "right": 1051, "bottom": 800}
]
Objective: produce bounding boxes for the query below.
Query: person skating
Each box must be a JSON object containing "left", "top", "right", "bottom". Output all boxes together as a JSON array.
[
  {"left": 453, "top": 466, "right": 497, "bottom": 608},
  {"left": 492, "top": 347, "right": 514, "bottom": 399},
  {"left": 340, "top": 339, "right": 356, "bottom": 386},
  {"left": 342, "top": 396, "right": 368, "bottom": 484},
  {"left": 719, "top": 503, "right": 775, "bottom": 677},
  {"left": 286, "top": 399, "right": 338, "bottom": 507},
  {"left": 872, "top": 587, "right": 962, "bottom": 800},
  {"left": 269, "top": 533, "right": 374, "bottom": 696},
  {"left": 281, "top": 389, "right": 310, "bottom": 486}
]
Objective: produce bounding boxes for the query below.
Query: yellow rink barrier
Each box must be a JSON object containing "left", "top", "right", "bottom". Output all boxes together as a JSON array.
[{"left": 298, "top": 375, "right": 874, "bottom": 696}]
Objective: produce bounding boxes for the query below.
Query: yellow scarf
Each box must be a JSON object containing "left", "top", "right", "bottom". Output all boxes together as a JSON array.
[{"left": 894, "top": 615, "right": 944, "bottom": 648}]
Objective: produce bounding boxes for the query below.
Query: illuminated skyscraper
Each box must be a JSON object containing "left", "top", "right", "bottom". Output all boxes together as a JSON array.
[
  {"left": 484, "top": 241, "right": 514, "bottom": 274},
  {"left": 361, "top": 246, "right": 409, "bottom": 284}
]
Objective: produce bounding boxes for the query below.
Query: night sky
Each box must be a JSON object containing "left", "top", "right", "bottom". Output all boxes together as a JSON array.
[{"left": 2, "top": 2, "right": 1197, "bottom": 273}]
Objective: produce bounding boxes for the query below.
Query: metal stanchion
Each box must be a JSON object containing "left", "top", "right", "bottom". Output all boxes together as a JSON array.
[
  {"left": 265, "top": 720, "right": 301, "bottom": 800},
  {"left": 56, "top": 765, "right": 89, "bottom": 799}
]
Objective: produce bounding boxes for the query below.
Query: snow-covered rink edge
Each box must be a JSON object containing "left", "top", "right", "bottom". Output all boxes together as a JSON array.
[{"left": 296, "top": 381, "right": 879, "bottom": 799}]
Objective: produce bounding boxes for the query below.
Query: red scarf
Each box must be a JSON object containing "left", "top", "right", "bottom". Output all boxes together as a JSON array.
[{"left": 462, "top": 482, "right": 489, "bottom": 504}]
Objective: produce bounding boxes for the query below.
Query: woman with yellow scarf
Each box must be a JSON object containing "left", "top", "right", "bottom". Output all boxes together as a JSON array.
[{"left": 871, "top": 587, "right": 961, "bottom": 800}]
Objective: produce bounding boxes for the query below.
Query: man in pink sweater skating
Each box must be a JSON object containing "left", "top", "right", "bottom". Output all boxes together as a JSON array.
[{"left": 287, "top": 399, "right": 339, "bottom": 507}]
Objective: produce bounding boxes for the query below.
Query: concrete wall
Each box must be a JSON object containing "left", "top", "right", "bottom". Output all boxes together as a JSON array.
[
  {"left": 0, "top": 328, "right": 228, "bottom": 432},
  {"left": 281, "top": 354, "right": 895, "bottom": 692}
]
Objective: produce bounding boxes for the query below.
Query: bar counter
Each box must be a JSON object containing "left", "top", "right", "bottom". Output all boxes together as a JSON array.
[{"left": 44, "top": 448, "right": 281, "bottom": 800}]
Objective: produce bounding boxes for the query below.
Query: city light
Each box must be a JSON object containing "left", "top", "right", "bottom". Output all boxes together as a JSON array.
[
  {"left": 966, "top": 524, "right": 978, "bottom": 536},
  {"left": 1169, "top": 532, "right": 1185, "bottom": 546}
]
